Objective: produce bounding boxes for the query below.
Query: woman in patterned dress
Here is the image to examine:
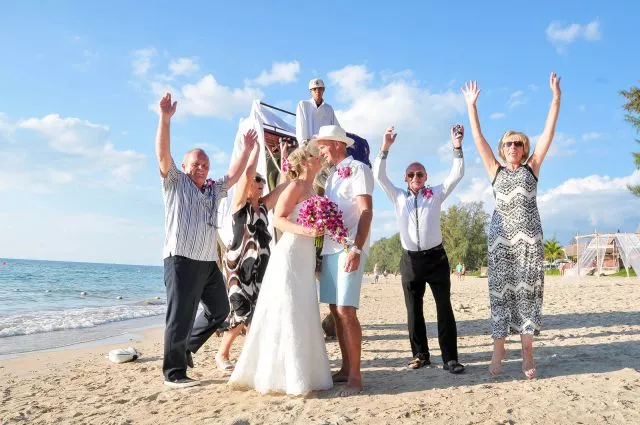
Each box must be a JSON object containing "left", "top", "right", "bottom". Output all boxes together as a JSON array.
[
  {"left": 462, "top": 73, "right": 561, "bottom": 379},
  {"left": 215, "top": 139, "right": 289, "bottom": 370}
]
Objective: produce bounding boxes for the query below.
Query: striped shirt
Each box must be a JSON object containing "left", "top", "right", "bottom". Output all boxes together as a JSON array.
[{"left": 162, "top": 162, "right": 229, "bottom": 261}]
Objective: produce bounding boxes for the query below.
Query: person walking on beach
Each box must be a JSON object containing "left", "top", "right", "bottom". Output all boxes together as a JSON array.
[
  {"left": 214, "top": 139, "right": 289, "bottom": 371},
  {"left": 312, "top": 125, "right": 374, "bottom": 396},
  {"left": 156, "top": 92, "right": 256, "bottom": 388},
  {"left": 456, "top": 262, "right": 463, "bottom": 281},
  {"left": 462, "top": 72, "right": 562, "bottom": 379},
  {"left": 373, "top": 125, "right": 466, "bottom": 374},
  {"left": 296, "top": 79, "right": 340, "bottom": 146}
]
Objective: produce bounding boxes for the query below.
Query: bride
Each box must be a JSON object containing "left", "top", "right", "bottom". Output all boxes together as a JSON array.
[{"left": 229, "top": 147, "right": 333, "bottom": 395}]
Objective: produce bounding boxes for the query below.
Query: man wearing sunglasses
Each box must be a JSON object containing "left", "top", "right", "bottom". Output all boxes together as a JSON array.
[{"left": 373, "top": 125, "right": 466, "bottom": 374}]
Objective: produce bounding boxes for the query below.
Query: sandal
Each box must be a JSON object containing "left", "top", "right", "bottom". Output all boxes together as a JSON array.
[
  {"left": 443, "top": 360, "right": 465, "bottom": 374},
  {"left": 215, "top": 355, "right": 235, "bottom": 371},
  {"left": 407, "top": 355, "right": 430, "bottom": 369}
]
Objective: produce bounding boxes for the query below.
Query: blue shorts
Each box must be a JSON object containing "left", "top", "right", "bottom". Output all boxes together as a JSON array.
[{"left": 319, "top": 252, "right": 366, "bottom": 308}]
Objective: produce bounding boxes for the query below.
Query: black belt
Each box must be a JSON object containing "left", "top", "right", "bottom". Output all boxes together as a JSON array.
[{"left": 404, "top": 243, "right": 444, "bottom": 256}]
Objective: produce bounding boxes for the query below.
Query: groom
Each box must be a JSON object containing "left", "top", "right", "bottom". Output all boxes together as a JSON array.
[{"left": 311, "top": 125, "right": 374, "bottom": 395}]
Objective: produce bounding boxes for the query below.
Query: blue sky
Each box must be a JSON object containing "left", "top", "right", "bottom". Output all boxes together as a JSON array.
[{"left": 1, "top": 1, "right": 638, "bottom": 265}]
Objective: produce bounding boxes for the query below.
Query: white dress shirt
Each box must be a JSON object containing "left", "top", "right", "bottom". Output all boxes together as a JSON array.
[
  {"left": 373, "top": 151, "right": 464, "bottom": 251},
  {"left": 322, "top": 156, "right": 374, "bottom": 256},
  {"left": 295, "top": 99, "right": 340, "bottom": 143}
]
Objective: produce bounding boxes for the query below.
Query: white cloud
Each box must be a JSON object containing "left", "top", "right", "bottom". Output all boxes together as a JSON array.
[
  {"left": 169, "top": 57, "right": 199, "bottom": 76},
  {"left": 530, "top": 132, "right": 577, "bottom": 158},
  {"left": 489, "top": 112, "right": 506, "bottom": 120},
  {"left": 248, "top": 60, "right": 300, "bottom": 86},
  {"left": 178, "top": 75, "right": 263, "bottom": 119},
  {"left": 539, "top": 170, "right": 640, "bottom": 231},
  {"left": 2, "top": 114, "right": 146, "bottom": 190},
  {"left": 131, "top": 47, "right": 157, "bottom": 76},
  {"left": 507, "top": 90, "right": 526, "bottom": 109},
  {"left": 327, "top": 64, "right": 464, "bottom": 146},
  {"left": 582, "top": 132, "right": 604, "bottom": 141},
  {"left": 528, "top": 84, "right": 539, "bottom": 92},
  {"left": 546, "top": 20, "right": 601, "bottom": 53}
]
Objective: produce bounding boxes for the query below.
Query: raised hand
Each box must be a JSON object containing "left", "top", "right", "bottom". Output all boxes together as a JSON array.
[
  {"left": 451, "top": 124, "right": 464, "bottom": 148},
  {"left": 382, "top": 126, "right": 397, "bottom": 151},
  {"left": 279, "top": 139, "right": 289, "bottom": 160},
  {"left": 461, "top": 81, "right": 481, "bottom": 107},
  {"left": 243, "top": 129, "right": 258, "bottom": 151},
  {"left": 550, "top": 72, "right": 561, "bottom": 100},
  {"left": 159, "top": 93, "right": 177, "bottom": 120}
]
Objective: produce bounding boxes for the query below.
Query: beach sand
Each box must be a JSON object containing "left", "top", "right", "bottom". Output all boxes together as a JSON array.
[{"left": 2, "top": 275, "right": 639, "bottom": 424}]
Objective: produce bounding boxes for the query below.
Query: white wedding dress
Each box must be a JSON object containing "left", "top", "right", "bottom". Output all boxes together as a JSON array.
[{"left": 229, "top": 203, "right": 333, "bottom": 395}]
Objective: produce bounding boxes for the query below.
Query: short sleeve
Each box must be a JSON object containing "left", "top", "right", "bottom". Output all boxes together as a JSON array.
[
  {"left": 351, "top": 162, "right": 374, "bottom": 197},
  {"left": 162, "top": 161, "right": 180, "bottom": 190}
]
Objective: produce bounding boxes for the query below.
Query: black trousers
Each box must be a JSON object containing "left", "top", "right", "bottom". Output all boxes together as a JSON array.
[
  {"left": 163, "top": 255, "right": 229, "bottom": 380},
  {"left": 400, "top": 245, "right": 459, "bottom": 363}
]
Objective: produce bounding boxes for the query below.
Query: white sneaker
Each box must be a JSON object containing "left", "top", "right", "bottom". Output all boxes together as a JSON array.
[{"left": 164, "top": 377, "right": 201, "bottom": 388}]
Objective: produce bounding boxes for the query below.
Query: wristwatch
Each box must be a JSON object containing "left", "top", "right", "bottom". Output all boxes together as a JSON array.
[{"left": 350, "top": 245, "right": 362, "bottom": 255}]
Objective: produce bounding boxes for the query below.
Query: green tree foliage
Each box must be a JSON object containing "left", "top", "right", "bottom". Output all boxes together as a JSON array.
[
  {"left": 364, "top": 233, "right": 402, "bottom": 274},
  {"left": 620, "top": 83, "right": 640, "bottom": 196},
  {"left": 544, "top": 237, "right": 564, "bottom": 261},
  {"left": 365, "top": 202, "right": 489, "bottom": 273}
]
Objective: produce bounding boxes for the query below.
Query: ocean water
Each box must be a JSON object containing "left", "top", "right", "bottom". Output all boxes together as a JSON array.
[{"left": 0, "top": 258, "right": 166, "bottom": 355}]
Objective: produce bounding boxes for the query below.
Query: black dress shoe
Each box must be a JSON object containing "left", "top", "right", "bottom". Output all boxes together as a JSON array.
[
  {"left": 164, "top": 377, "right": 200, "bottom": 388},
  {"left": 186, "top": 351, "right": 194, "bottom": 368}
]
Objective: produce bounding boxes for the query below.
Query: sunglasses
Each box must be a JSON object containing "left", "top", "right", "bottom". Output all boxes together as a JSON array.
[
  {"left": 254, "top": 176, "right": 265, "bottom": 183},
  {"left": 504, "top": 141, "right": 524, "bottom": 148},
  {"left": 406, "top": 172, "right": 425, "bottom": 179}
]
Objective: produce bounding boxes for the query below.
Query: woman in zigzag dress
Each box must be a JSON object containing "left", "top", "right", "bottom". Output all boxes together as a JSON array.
[{"left": 462, "top": 72, "right": 561, "bottom": 379}]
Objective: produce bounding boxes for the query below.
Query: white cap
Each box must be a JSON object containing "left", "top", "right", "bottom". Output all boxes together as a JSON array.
[{"left": 308, "top": 78, "right": 325, "bottom": 90}]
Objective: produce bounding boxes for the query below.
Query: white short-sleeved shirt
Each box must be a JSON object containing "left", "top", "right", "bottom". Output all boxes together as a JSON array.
[{"left": 321, "top": 156, "right": 374, "bottom": 256}]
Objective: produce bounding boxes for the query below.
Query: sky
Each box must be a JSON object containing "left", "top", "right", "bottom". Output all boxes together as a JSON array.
[{"left": 0, "top": 1, "right": 638, "bottom": 265}]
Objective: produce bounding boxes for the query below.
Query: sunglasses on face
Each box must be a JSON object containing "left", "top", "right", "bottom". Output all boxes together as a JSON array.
[
  {"left": 504, "top": 141, "right": 524, "bottom": 148},
  {"left": 406, "top": 172, "right": 425, "bottom": 179},
  {"left": 254, "top": 176, "right": 265, "bottom": 183}
]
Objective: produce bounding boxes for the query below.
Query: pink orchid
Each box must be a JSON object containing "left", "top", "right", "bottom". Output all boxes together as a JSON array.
[
  {"left": 203, "top": 178, "right": 215, "bottom": 188},
  {"left": 337, "top": 166, "right": 352, "bottom": 179},
  {"left": 422, "top": 186, "right": 433, "bottom": 199},
  {"left": 297, "top": 195, "right": 349, "bottom": 246},
  {"left": 281, "top": 157, "right": 290, "bottom": 173}
]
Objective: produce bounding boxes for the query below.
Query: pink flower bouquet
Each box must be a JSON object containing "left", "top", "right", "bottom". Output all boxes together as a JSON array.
[{"left": 297, "top": 195, "right": 349, "bottom": 246}]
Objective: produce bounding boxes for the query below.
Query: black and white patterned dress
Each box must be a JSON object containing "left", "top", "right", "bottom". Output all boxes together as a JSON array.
[
  {"left": 488, "top": 165, "right": 544, "bottom": 339},
  {"left": 223, "top": 202, "right": 272, "bottom": 328}
]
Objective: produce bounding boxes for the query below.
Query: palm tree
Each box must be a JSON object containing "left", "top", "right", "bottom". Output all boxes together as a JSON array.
[{"left": 544, "top": 238, "right": 564, "bottom": 262}]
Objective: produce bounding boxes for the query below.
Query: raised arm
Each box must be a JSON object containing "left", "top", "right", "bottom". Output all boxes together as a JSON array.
[
  {"left": 226, "top": 129, "right": 258, "bottom": 187},
  {"left": 440, "top": 125, "right": 465, "bottom": 199},
  {"left": 155, "top": 93, "right": 177, "bottom": 177},
  {"left": 462, "top": 81, "right": 500, "bottom": 179},
  {"left": 273, "top": 181, "right": 323, "bottom": 237},
  {"left": 231, "top": 139, "right": 260, "bottom": 213},
  {"left": 373, "top": 126, "right": 403, "bottom": 202},
  {"left": 527, "top": 72, "right": 562, "bottom": 176}
]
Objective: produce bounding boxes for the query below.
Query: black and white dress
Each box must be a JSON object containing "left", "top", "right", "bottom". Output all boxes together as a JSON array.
[
  {"left": 488, "top": 165, "right": 544, "bottom": 339},
  {"left": 223, "top": 202, "right": 271, "bottom": 328}
]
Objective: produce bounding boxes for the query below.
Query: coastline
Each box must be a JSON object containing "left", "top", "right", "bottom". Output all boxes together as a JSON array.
[{"left": 2, "top": 275, "right": 639, "bottom": 425}]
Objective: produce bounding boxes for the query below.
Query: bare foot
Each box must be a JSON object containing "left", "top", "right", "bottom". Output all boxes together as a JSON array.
[
  {"left": 339, "top": 377, "right": 362, "bottom": 397},
  {"left": 332, "top": 370, "right": 349, "bottom": 383},
  {"left": 522, "top": 354, "right": 536, "bottom": 379},
  {"left": 489, "top": 348, "right": 505, "bottom": 376}
]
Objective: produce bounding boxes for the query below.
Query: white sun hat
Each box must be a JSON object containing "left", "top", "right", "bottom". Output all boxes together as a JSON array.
[
  {"left": 308, "top": 125, "right": 354, "bottom": 149},
  {"left": 308, "top": 78, "right": 325, "bottom": 90}
]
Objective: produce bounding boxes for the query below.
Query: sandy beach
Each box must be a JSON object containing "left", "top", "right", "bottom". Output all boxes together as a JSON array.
[{"left": 2, "top": 275, "right": 639, "bottom": 425}]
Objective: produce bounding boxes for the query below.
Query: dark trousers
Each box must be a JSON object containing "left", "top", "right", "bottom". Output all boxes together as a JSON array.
[
  {"left": 400, "top": 245, "right": 459, "bottom": 363},
  {"left": 163, "top": 255, "right": 229, "bottom": 380}
]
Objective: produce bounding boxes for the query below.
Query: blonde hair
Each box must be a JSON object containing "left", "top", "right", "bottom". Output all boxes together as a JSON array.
[
  {"left": 497, "top": 131, "right": 530, "bottom": 163},
  {"left": 285, "top": 147, "right": 313, "bottom": 180}
]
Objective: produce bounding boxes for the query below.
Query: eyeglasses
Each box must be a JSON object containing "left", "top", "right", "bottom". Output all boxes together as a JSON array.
[
  {"left": 254, "top": 176, "right": 265, "bottom": 183},
  {"left": 504, "top": 141, "right": 524, "bottom": 148},
  {"left": 406, "top": 172, "right": 425, "bottom": 179}
]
